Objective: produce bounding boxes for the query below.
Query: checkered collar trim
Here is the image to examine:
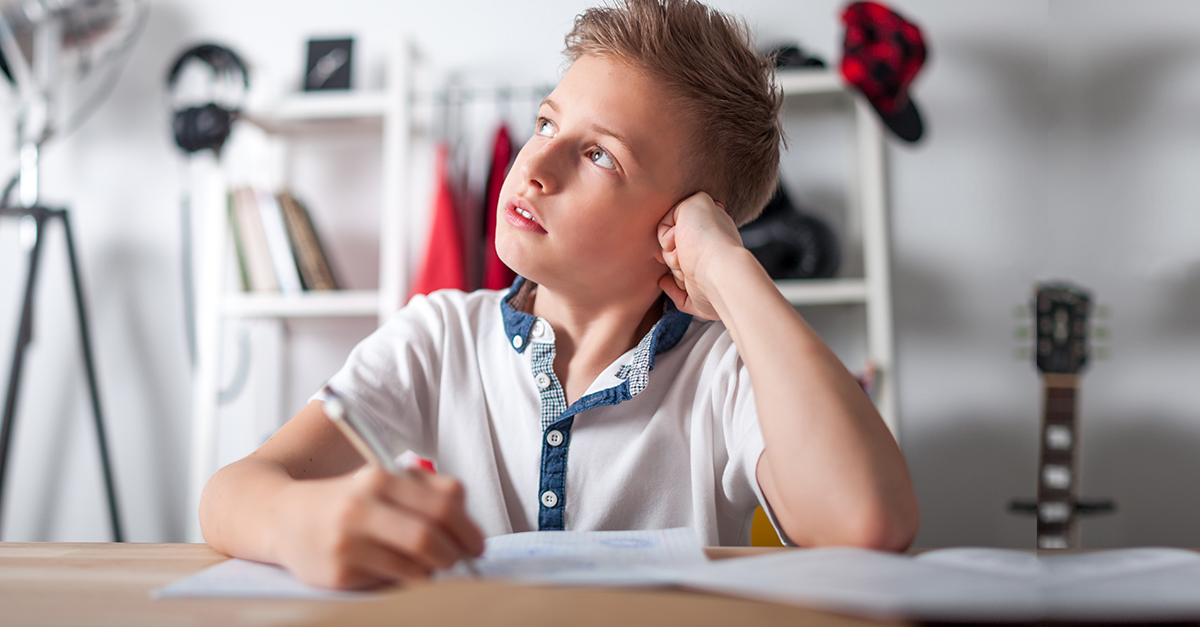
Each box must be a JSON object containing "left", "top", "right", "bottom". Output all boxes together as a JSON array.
[{"left": 499, "top": 276, "right": 693, "bottom": 368}]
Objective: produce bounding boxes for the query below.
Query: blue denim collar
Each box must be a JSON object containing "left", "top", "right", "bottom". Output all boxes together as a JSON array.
[{"left": 500, "top": 276, "right": 692, "bottom": 363}]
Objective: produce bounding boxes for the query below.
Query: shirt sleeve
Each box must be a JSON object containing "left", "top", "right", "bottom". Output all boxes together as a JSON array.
[
  {"left": 313, "top": 293, "right": 447, "bottom": 462},
  {"left": 715, "top": 333, "right": 798, "bottom": 547}
]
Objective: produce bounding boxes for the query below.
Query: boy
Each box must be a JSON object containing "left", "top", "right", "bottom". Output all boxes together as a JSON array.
[{"left": 200, "top": 0, "right": 918, "bottom": 589}]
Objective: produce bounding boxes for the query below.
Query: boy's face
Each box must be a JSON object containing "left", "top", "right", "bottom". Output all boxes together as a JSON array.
[{"left": 495, "top": 54, "right": 689, "bottom": 299}]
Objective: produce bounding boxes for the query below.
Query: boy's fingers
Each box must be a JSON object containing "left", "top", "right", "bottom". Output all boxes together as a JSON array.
[
  {"left": 345, "top": 538, "right": 431, "bottom": 585},
  {"left": 376, "top": 472, "right": 485, "bottom": 557},
  {"left": 659, "top": 274, "right": 688, "bottom": 309},
  {"left": 366, "top": 500, "right": 464, "bottom": 570}
]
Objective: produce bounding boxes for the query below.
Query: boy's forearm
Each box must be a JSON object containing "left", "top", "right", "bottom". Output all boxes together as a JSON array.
[
  {"left": 199, "top": 457, "right": 297, "bottom": 564},
  {"left": 703, "top": 247, "right": 918, "bottom": 549}
]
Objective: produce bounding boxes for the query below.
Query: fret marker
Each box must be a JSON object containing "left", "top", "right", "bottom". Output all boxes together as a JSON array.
[
  {"left": 1038, "top": 534, "right": 1068, "bottom": 550},
  {"left": 1039, "top": 501, "right": 1071, "bottom": 523},
  {"left": 1042, "top": 464, "right": 1071, "bottom": 490},
  {"left": 1046, "top": 425, "right": 1072, "bottom": 450}
]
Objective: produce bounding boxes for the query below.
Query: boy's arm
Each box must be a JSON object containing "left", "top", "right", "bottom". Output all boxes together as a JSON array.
[
  {"left": 657, "top": 192, "right": 919, "bottom": 550},
  {"left": 199, "top": 400, "right": 484, "bottom": 589}
]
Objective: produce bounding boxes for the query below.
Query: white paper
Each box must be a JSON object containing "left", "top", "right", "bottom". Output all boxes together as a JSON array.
[
  {"left": 154, "top": 528, "right": 706, "bottom": 599},
  {"left": 152, "top": 557, "right": 374, "bottom": 600},
  {"left": 672, "top": 546, "right": 1200, "bottom": 622},
  {"left": 441, "top": 527, "right": 708, "bottom": 585},
  {"left": 674, "top": 547, "right": 1043, "bottom": 622}
]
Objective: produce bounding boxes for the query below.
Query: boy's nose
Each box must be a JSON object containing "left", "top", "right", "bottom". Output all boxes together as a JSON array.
[{"left": 520, "top": 142, "right": 564, "bottom": 195}]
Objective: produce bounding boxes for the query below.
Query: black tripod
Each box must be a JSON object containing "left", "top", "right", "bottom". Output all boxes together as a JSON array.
[{"left": 0, "top": 204, "right": 122, "bottom": 541}]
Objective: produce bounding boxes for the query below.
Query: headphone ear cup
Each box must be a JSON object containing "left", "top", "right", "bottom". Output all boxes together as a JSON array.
[
  {"left": 740, "top": 211, "right": 841, "bottom": 280},
  {"left": 173, "top": 103, "right": 234, "bottom": 153},
  {"left": 792, "top": 214, "right": 840, "bottom": 279}
]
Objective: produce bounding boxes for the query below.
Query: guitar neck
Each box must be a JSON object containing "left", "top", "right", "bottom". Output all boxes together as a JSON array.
[{"left": 1037, "top": 373, "right": 1079, "bottom": 549}]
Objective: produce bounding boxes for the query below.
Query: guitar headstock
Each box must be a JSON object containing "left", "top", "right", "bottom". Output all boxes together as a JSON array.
[{"left": 1032, "top": 283, "right": 1091, "bottom": 375}]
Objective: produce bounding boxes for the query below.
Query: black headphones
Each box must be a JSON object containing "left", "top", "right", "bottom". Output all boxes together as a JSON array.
[
  {"left": 166, "top": 43, "right": 249, "bottom": 154},
  {"left": 739, "top": 182, "right": 840, "bottom": 280}
]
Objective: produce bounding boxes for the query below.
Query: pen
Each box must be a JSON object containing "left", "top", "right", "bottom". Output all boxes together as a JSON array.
[{"left": 321, "top": 385, "right": 482, "bottom": 578}]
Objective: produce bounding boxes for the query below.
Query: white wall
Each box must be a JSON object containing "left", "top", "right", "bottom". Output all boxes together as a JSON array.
[{"left": 0, "top": 0, "right": 1197, "bottom": 547}]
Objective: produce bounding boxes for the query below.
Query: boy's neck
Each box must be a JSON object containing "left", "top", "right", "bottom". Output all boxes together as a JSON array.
[{"left": 528, "top": 282, "right": 665, "bottom": 405}]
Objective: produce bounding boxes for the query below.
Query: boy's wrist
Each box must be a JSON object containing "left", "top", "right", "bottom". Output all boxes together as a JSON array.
[{"left": 699, "top": 245, "right": 766, "bottom": 316}]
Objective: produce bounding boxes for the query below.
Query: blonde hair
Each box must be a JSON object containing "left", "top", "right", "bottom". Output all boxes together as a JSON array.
[{"left": 564, "top": 0, "right": 783, "bottom": 225}]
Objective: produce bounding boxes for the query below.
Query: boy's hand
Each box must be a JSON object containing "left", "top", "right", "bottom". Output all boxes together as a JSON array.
[
  {"left": 273, "top": 466, "right": 484, "bottom": 590},
  {"left": 657, "top": 191, "right": 747, "bottom": 320}
]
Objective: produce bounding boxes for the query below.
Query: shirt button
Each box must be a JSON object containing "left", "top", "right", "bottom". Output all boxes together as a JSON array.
[
  {"left": 535, "top": 373, "right": 551, "bottom": 389},
  {"left": 512, "top": 335, "right": 524, "bottom": 349},
  {"left": 546, "top": 430, "right": 564, "bottom": 447},
  {"left": 533, "top": 320, "right": 546, "bottom": 337},
  {"left": 541, "top": 490, "right": 559, "bottom": 508}
]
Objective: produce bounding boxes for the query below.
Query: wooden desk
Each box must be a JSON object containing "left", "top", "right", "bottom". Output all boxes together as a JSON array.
[{"left": 0, "top": 543, "right": 904, "bottom": 627}]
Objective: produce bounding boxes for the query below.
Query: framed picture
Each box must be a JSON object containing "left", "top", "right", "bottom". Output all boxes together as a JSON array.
[{"left": 304, "top": 38, "right": 353, "bottom": 91}]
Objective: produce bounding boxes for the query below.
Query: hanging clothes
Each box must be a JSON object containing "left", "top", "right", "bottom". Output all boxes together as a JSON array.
[
  {"left": 410, "top": 143, "right": 467, "bottom": 299},
  {"left": 481, "top": 124, "right": 517, "bottom": 290}
]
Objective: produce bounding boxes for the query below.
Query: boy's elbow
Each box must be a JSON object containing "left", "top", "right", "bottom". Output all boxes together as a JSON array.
[
  {"left": 782, "top": 495, "right": 919, "bottom": 552},
  {"left": 842, "top": 500, "right": 919, "bottom": 551},
  {"left": 837, "top": 489, "right": 921, "bottom": 551}
]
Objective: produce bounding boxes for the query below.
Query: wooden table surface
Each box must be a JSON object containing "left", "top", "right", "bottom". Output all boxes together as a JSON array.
[{"left": 0, "top": 542, "right": 907, "bottom": 627}]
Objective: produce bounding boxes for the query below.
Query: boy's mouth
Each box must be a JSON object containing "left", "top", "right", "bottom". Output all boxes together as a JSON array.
[{"left": 503, "top": 196, "right": 547, "bottom": 233}]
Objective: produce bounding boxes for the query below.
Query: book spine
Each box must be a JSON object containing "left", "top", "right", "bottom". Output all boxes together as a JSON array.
[
  {"left": 256, "top": 189, "right": 304, "bottom": 295},
  {"left": 225, "top": 193, "right": 251, "bottom": 292},
  {"left": 278, "top": 192, "right": 318, "bottom": 291},
  {"left": 279, "top": 192, "right": 339, "bottom": 291},
  {"left": 231, "top": 187, "right": 279, "bottom": 292}
]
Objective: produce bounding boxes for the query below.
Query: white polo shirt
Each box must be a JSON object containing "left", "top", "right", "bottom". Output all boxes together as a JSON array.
[{"left": 320, "top": 278, "right": 772, "bottom": 546}]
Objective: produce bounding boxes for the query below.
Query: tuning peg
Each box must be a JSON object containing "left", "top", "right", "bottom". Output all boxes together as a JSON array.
[
  {"left": 1094, "top": 304, "right": 1112, "bottom": 319},
  {"left": 1093, "top": 326, "right": 1110, "bottom": 340},
  {"left": 1012, "top": 304, "right": 1031, "bottom": 319},
  {"left": 1014, "top": 326, "right": 1031, "bottom": 340},
  {"left": 1014, "top": 347, "right": 1032, "bottom": 361},
  {"left": 1093, "top": 346, "right": 1111, "bottom": 361}
]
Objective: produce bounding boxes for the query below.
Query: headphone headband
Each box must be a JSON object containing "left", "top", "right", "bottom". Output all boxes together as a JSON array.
[{"left": 166, "top": 43, "right": 249, "bottom": 91}]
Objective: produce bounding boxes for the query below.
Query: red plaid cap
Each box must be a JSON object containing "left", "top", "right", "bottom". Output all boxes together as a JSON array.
[{"left": 840, "top": 1, "right": 928, "bottom": 142}]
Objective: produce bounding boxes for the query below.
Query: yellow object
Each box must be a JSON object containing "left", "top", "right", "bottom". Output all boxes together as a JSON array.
[{"left": 751, "top": 506, "right": 785, "bottom": 547}]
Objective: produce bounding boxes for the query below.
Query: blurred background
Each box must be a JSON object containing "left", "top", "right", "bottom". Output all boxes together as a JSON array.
[{"left": 0, "top": 0, "right": 1197, "bottom": 548}]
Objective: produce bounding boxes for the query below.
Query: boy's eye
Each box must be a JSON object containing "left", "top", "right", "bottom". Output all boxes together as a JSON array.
[
  {"left": 535, "top": 118, "right": 556, "bottom": 137},
  {"left": 588, "top": 147, "right": 616, "bottom": 170}
]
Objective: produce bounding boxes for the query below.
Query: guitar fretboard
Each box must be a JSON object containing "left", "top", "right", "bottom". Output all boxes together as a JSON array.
[{"left": 1037, "top": 373, "right": 1078, "bottom": 549}]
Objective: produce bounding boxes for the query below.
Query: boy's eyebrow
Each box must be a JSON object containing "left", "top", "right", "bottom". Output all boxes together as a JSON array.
[{"left": 541, "top": 97, "right": 642, "bottom": 170}]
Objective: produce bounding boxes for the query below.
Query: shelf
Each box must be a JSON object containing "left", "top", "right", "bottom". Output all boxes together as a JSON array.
[
  {"left": 775, "top": 278, "right": 867, "bottom": 306},
  {"left": 220, "top": 289, "right": 380, "bottom": 318},
  {"left": 776, "top": 69, "right": 846, "bottom": 97},
  {"left": 243, "top": 91, "right": 388, "bottom": 134}
]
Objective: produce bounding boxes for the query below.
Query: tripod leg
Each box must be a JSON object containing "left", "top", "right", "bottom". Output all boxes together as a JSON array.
[
  {"left": 0, "top": 212, "right": 47, "bottom": 539},
  {"left": 60, "top": 212, "right": 123, "bottom": 542}
]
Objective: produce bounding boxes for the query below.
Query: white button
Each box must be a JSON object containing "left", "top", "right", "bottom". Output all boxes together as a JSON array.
[
  {"left": 533, "top": 320, "right": 546, "bottom": 337},
  {"left": 546, "top": 430, "right": 564, "bottom": 446},
  {"left": 541, "top": 490, "right": 559, "bottom": 508},
  {"left": 535, "top": 373, "right": 551, "bottom": 389},
  {"left": 512, "top": 335, "right": 524, "bottom": 349}
]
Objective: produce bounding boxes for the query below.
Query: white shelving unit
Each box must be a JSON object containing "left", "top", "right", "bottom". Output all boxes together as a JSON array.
[
  {"left": 773, "top": 68, "right": 897, "bottom": 438},
  {"left": 185, "top": 39, "right": 413, "bottom": 541}
]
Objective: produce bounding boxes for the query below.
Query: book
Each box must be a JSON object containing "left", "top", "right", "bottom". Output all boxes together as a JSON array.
[
  {"left": 225, "top": 193, "right": 250, "bottom": 292},
  {"left": 229, "top": 187, "right": 279, "bottom": 292},
  {"left": 255, "top": 189, "right": 304, "bottom": 295},
  {"left": 277, "top": 191, "right": 339, "bottom": 291}
]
